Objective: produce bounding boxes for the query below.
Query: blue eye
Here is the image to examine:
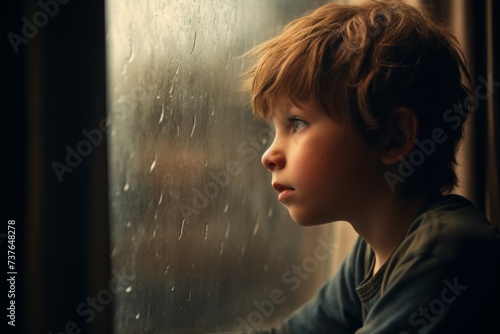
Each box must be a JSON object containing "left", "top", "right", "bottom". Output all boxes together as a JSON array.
[{"left": 290, "top": 118, "right": 306, "bottom": 133}]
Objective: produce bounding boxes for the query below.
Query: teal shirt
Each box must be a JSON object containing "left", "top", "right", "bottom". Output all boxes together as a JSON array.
[{"left": 251, "top": 195, "right": 500, "bottom": 333}]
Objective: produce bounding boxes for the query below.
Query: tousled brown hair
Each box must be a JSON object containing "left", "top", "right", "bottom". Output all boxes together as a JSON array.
[{"left": 244, "top": 0, "right": 472, "bottom": 195}]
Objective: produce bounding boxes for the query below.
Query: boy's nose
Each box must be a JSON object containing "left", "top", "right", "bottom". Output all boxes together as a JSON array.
[{"left": 261, "top": 142, "right": 285, "bottom": 171}]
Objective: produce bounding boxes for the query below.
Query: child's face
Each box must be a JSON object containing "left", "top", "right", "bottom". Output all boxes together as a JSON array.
[{"left": 261, "top": 102, "right": 383, "bottom": 226}]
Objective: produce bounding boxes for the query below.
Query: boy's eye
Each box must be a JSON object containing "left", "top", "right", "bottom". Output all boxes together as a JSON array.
[{"left": 290, "top": 117, "right": 307, "bottom": 133}]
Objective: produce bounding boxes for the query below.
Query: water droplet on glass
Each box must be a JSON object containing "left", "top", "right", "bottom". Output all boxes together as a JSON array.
[
  {"left": 253, "top": 220, "right": 260, "bottom": 236},
  {"left": 168, "top": 80, "right": 174, "bottom": 95},
  {"left": 190, "top": 32, "right": 197, "bottom": 54},
  {"left": 126, "top": 39, "right": 135, "bottom": 62},
  {"left": 149, "top": 158, "right": 156, "bottom": 173},
  {"left": 190, "top": 116, "right": 197, "bottom": 137},
  {"left": 178, "top": 219, "right": 185, "bottom": 240},
  {"left": 159, "top": 103, "right": 165, "bottom": 124},
  {"left": 267, "top": 206, "right": 274, "bottom": 217},
  {"left": 225, "top": 51, "right": 232, "bottom": 70}
]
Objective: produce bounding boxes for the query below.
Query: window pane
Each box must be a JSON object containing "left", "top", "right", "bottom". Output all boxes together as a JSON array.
[{"left": 106, "top": 1, "right": 339, "bottom": 332}]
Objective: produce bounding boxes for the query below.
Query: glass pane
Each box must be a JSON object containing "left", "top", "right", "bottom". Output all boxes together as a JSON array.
[{"left": 106, "top": 1, "right": 339, "bottom": 332}]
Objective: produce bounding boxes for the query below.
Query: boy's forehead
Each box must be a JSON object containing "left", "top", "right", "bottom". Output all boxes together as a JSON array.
[
  {"left": 267, "top": 99, "right": 340, "bottom": 123},
  {"left": 270, "top": 101, "right": 294, "bottom": 116},
  {"left": 268, "top": 99, "right": 308, "bottom": 118}
]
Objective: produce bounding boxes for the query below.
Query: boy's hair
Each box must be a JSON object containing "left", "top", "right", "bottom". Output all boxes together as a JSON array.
[{"left": 245, "top": 0, "right": 472, "bottom": 196}]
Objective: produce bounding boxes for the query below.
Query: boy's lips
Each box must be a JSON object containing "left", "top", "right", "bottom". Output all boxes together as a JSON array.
[{"left": 272, "top": 182, "right": 295, "bottom": 202}]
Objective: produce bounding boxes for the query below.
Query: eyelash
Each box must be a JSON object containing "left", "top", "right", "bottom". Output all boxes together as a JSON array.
[{"left": 289, "top": 117, "right": 307, "bottom": 133}]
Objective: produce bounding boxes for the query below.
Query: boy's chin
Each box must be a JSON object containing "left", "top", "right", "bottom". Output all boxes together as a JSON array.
[{"left": 289, "top": 213, "right": 335, "bottom": 227}]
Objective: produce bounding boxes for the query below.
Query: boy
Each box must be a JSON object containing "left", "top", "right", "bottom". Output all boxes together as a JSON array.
[{"left": 244, "top": 0, "right": 500, "bottom": 333}]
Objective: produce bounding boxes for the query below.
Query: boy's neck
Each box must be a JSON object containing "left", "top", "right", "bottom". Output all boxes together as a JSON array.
[{"left": 351, "top": 193, "right": 436, "bottom": 275}]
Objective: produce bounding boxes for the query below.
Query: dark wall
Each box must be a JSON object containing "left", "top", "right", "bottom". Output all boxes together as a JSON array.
[{"left": 5, "top": 0, "right": 111, "bottom": 333}]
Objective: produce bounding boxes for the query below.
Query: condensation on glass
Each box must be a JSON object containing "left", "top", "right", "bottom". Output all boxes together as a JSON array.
[{"left": 105, "top": 1, "right": 344, "bottom": 333}]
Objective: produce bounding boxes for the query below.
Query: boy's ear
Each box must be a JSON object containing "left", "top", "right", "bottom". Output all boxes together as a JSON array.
[{"left": 379, "top": 107, "right": 418, "bottom": 165}]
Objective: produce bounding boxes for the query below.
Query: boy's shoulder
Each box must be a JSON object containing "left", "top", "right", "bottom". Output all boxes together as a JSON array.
[
  {"left": 406, "top": 194, "right": 499, "bottom": 256},
  {"left": 382, "top": 194, "right": 500, "bottom": 290}
]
